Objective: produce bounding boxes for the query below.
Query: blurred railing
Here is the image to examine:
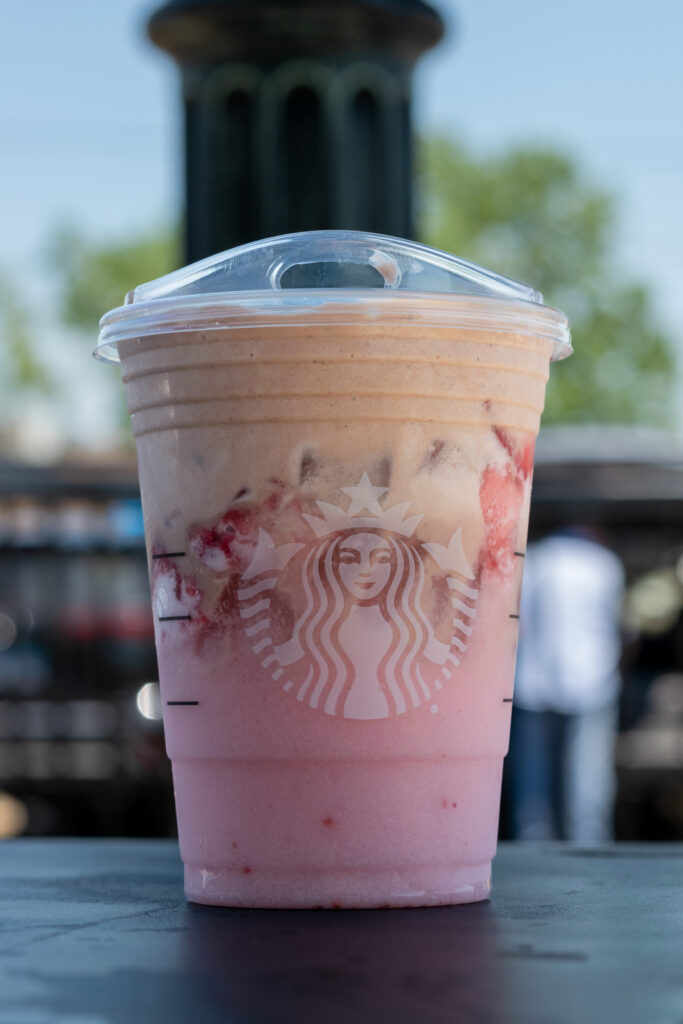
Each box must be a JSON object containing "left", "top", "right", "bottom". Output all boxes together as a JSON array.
[{"left": 0, "top": 459, "right": 174, "bottom": 839}]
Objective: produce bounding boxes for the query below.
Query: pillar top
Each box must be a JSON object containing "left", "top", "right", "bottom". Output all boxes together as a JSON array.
[{"left": 148, "top": 0, "right": 445, "bottom": 65}]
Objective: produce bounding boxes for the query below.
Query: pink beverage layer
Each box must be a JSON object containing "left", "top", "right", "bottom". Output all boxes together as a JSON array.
[{"left": 121, "top": 320, "right": 552, "bottom": 907}]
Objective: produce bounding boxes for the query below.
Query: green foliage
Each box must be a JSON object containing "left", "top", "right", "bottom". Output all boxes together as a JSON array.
[
  {"left": 50, "top": 225, "right": 179, "bottom": 334},
  {"left": 0, "top": 272, "right": 52, "bottom": 396},
  {"left": 417, "top": 137, "right": 675, "bottom": 427},
  {"left": 44, "top": 226, "right": 178, "bottom": 446},
  {"left": 543, "top": 284, "right": 673, "bottom": 426}
]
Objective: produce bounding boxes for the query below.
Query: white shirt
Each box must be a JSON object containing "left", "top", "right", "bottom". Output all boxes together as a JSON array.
[{"left": 514, "top": 534, "right": 625, "bottom": 713}]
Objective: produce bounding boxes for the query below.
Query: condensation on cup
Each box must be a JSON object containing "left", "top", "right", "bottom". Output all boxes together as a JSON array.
[{"left": 96, "top": 231, "right": 571, "bottom": 908}]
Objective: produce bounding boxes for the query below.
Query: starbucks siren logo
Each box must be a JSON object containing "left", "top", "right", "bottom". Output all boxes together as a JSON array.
[{"left": 237, "top": 473, "right": 478, "bottom": 719}]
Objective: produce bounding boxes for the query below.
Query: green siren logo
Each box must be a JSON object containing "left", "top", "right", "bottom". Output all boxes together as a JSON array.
[{"left": 237, "top": 474, "right": 478, "bottom": 720}]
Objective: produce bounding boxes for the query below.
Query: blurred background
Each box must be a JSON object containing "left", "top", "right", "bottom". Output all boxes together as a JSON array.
[{"left": 1, "top": 0, "right": 682, "bottom": 842}]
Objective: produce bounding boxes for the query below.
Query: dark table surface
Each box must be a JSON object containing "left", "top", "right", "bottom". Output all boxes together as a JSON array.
[{"left": 1, "top": 840, "right": 682, "bottom": 1024}]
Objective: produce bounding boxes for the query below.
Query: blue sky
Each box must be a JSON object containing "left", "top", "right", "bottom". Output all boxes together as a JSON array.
[{"left": 1, "top": 0, "right": 681, "bottom": 446}]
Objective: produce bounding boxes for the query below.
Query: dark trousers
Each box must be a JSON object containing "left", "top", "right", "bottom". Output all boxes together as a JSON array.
[{"left": 507, "top": 705, "right": 617, "bottom": 842}]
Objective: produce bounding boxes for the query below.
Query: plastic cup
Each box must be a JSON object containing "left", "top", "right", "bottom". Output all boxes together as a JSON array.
[{"left": 96, "top": 231, "right": 570, "bottom": 907}]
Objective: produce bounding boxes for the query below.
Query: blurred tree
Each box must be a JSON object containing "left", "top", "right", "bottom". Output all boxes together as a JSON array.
[
  {"left": 50, "top": 226, "right": 179, "bottom": 335},
  {"left": 417, "top": 137, "right": 675, "bottom": 426},
  {"left": 46, "top": 226, "right": 178, "bottom": 445},
  {"left": 0, "top": 271, "right": 52, "bottom": 397}
]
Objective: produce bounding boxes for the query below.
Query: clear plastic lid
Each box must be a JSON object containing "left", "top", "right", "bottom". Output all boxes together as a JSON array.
[{"left": 95, "top": 230, "right": 571, "bottom": 362}]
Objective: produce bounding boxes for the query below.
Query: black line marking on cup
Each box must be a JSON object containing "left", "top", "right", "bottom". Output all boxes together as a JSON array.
[
  {"left": 152, "top": 551, "right": 186, "bottom": 559},
  {"left": 509, "top": 614, "right": 520, "bottom": 620},
  {"left": 167, "top": 701, "right": 199, "bottom": 706},
  {"left": 514, "top": 551, "right": 525, "bottom": 558},
  {"left": 158, "top": 615, "right": 192, "bottom": 622},
  {"left": 503, "top": 698, "right": 513, "bottom": 703}
]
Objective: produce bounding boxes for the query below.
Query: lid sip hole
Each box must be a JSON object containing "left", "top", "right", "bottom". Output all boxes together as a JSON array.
[{"left": 279, "top": 260, "right": 386, "bottom": 289}]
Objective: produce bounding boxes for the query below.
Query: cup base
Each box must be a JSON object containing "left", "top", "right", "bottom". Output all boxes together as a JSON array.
[{"left": 184, "top": 861, "right": 491, "bottom": 909}]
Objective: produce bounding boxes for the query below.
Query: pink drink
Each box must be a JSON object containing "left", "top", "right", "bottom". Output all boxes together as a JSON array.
[{"left": 98, "top": 232, "right": 570, "bottom": 907}]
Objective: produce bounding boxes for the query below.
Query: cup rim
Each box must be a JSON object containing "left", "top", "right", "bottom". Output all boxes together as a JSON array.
[{"left": 95, "top": 289, "right": 572, "bottom": 365}]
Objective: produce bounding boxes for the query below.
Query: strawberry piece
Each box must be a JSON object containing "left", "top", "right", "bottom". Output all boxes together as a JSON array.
[
  {"left": 493, "top": 427, "right": 536, "bottom": 479},
  {"left": 479, "top": 465, "right": 524, "bottom": 574}
]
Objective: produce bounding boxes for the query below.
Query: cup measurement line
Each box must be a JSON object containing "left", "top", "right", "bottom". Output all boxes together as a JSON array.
[
  {"left": 167, "top": 701, "right": 199, "bottom": 706},
  {"left": 158, "top": 614, "right": 192, "bottom": 621},
  {"left": 152, "top": 551, "right": 186, "bottom": 559},
  {"left": 509, "top": 614, "right": 520, "bottom": 620},
  {"left": 503, "top": 698, "right": 513, "bottom": 703},
  {"left": 514, "top": 551, "right": 526, "bottom": 557}
]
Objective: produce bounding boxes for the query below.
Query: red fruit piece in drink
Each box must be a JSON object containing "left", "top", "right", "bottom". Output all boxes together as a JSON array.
[
  {"left": 493, "top": 427, "right": 535, "bottom": 479},
  {"left": 479, "top": 465, "right": 524, "bottom": 574},
  {"left": 189, "top": 506, "right": 258, "bottom": 572},
  {"left": 478, "top": 427, "right": 536, "bottom": 574}
]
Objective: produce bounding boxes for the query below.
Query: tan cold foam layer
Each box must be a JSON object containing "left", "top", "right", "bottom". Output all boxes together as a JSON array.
[{"left": 119, "top": 324, "right": 552, "bottom": 438}]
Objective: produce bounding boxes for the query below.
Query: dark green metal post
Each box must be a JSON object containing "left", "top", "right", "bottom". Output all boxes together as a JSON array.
[{"left": 148, "top": 0, "right": 444, "bottom": 262}]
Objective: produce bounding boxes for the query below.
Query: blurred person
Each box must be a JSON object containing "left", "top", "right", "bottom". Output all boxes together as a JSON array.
[{"left": 508, "top": 527, "right": 625, "bottom": 842}]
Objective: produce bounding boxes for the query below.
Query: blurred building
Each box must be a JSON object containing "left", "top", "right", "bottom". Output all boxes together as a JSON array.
[{"left": 0, "top": 458, "right": 174, "bottom": 840}]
